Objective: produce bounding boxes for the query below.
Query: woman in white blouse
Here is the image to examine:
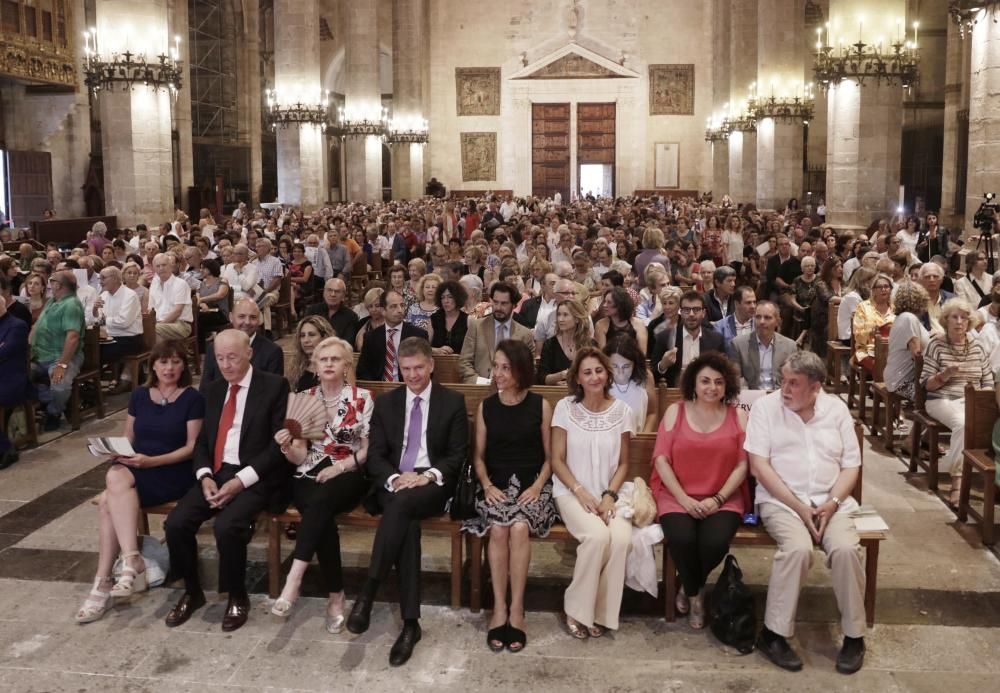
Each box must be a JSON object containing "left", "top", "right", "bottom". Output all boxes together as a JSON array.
[{"left": 550, "top": 347, "right": 634, "bottom": 639}]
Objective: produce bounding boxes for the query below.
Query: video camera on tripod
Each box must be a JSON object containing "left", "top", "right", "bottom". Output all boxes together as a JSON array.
[{"left": 973, "top": 192, "right": 999, "bottom": 236}]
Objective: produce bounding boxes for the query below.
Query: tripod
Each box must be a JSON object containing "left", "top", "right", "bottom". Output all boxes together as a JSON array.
[{"left": 976, "top": 230, "right": 996, "bottom": 275}]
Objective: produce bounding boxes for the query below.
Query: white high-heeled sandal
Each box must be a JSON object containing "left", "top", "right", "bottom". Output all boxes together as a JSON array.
[
  {"left": 110, "top": 551, "right": 148, "bottom": 598},
  {"left": 75, "top": 577, "right": 112, "bottom": 624}
]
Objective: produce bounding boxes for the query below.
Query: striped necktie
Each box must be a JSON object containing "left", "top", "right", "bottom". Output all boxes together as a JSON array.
[{"left": 384, "top": 327, "right": 398, "bottom": 381}]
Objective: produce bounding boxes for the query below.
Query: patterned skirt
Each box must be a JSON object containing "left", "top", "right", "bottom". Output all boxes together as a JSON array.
[{"left": 461, "top": 473, "right": 557, "bottom": 538}]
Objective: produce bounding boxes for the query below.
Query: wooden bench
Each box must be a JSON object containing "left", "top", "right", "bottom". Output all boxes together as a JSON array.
[
  {"left": 182, "top": 290, "right": 201, "bottom": 376},
  {"left": 432, "top": 354, "right": 461, "bottom": 384},
  {"left": 869, "top": 335, "right": 892, "bottom": 439},
  {"left": 467, "top": 421, "right": 885, "bottom": 627},
  {"left": 272, "top": 274, "right": 293, "bottom": 338},
  {"left": 120, "top": 310, "right": 158, "bottom": 390},
  {"left": 826, "top": 306, "right": 850, "bottom": 393},
  {"left": 957, "top": 385, "right": 1000, "bottom": 545},
  {"left": 69, "top": 327, "right": 106, "bottom": 430},
  {"left": 909, "top": 374, "right": 947, "bottom": 491}
]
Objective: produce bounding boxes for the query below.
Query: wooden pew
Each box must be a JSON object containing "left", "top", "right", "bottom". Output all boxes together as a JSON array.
[
  {"left": 826, "top": 305, "right": 850, "bottom": 392},
  {"left": 957, "top": 386, "right": 999, "bottom": 544},
  {"left": 869, "top": 335, "right": 893, "bottom": 439},
  {"left": 909, "top": 375, "right": 946, "bottom": 491},
  {"left": 69, "top": 327, "right": 106, "bottom": 430},
  {"left": 432, "top": 354, "right": 461, "bottom": 384},
  {"left": 121, "top": 310, "right": 157, "bottom": 389}
]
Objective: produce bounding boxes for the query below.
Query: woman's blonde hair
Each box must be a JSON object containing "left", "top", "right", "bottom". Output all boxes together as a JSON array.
[
  {"left": 311, "top": 336, "right": 357, "bottom": 385},
  {"left": 642, "top": 227, "right": 665, "bottom": 249},
  {"left": 415, "top": 272, "right": 442, "bottom": 299},
  {"left": 556, "top": 299, "right": 593, "bottom": 350},
  {"left": 940, "top": 297, "right": 982, "bottom": 331}
]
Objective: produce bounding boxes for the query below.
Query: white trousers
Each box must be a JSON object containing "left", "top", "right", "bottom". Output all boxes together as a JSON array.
[
  {"left": 924, "top": 396, "right": 965, "bottom": 475},
  {"left": 760, "top": 503, "right": 866, "bottom": 639},
  {"left": 555, "top": 494, "right": 632, "bottom": 630}
]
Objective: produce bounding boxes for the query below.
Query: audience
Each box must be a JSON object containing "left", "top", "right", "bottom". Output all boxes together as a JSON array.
[
  {"left": 199, "top": 299, "right": 284, "bottom": 391},
  {"left": 459, "top": 281, "right": 533, "bottom": 383},
  {"left": 30, "top": 270, "right": 84, "bottom": 430}
]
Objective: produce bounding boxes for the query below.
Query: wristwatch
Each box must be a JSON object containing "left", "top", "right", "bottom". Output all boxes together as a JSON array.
[
  {"left": 56, "top": 363, "right": 68, "bottom": 369},
  {"left": 422, "top": 470, "right": 436, "bottom": 481},
  {"left": 830, "top": 496, "right": 843, "bottom": 507}
]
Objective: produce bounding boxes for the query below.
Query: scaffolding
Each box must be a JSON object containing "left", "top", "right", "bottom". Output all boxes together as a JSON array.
[{"left": 189, "top": 0, "right": 239, "bottom": 143}]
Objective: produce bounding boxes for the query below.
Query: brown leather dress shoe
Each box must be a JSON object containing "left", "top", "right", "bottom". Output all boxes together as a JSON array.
[
  {"left": 165, "top": 592, "right": 206, "bottom": 628},
  {"left": 221, "top": 594, "right": 250, "bottom": 632}
]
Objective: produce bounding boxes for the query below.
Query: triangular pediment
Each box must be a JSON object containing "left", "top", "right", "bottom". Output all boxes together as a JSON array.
[{"left": 511, "top": 43, "right": 639, "bottom": 80}]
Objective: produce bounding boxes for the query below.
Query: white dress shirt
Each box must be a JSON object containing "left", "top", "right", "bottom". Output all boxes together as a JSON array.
[
  {"left": 744, "top": 390, "right": 861, "bottom": 517},
  {"left": 100, "top": 285, "right": 142, "bottom": 337},
  {"left": 734, "top": 316, "right": 754, "bottom": 337},
  {"left": 195, "top": 367, "right": 260, "bottom": 488},
  {"left": 77, "top": 285, "right": 99, "bottom": 327},
  {"left": 681, "top": 327, "right": 701, "bottom": 370},
  {"left": 757, "top": 336, "right": 775, "bottom": 389},
  {"left": 149, "top": 275, "right": 194, "bottom": 323},
  {"left": 385, "top": 381, "right": 444, "bottom": 491},
  {"left": 222, "top": 263, "right": 260, "bottom": 300}
]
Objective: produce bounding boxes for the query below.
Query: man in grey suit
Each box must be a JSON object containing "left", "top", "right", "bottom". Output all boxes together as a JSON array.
[
  {"left": 459, "top": 281, "right": 535, "bottom": 383},
  {"left": 726, "top": 301, "right": 798, "bottom": 390},
  {"left": 713, "top": 285, "right": 757, "bottom": 351}
]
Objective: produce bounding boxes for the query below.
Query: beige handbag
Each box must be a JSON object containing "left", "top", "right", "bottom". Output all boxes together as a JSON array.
[{"left": 631, "top": 477, "right": 657, "bottom": 528}]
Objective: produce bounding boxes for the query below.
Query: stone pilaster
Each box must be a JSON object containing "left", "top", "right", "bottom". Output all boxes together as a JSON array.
[
  {"left": 390, "top": 0, "right": 426, "bottom": 200},
  {"left": 170, "top": 0, "right": 193, "bottom": 215},
  {"left": 343, "top": 0, "right": 383, "bottom": 202},
  {"left": 755, "top": 0, "right": 804, "bottom": 210},
  {"left": 728, "top": 0, "right": 758, "bottom": 204},
  {"left": 244, "top": 0, "right": 263, "bottom": 206},
  {"left": 711, "top": 0, "right": 730, "bottom": 196},
  {"left": 964, "top": 12, "right": 1000, "bottom": 234},
  {"left": 273, "top": 0, "right": 324, "bottom": 209},
  {"left": 95, "top": 0, "right": 174, "bottom": 226},
  {"left": 824, "top": 0, "right": 906, "bottom": 227}
]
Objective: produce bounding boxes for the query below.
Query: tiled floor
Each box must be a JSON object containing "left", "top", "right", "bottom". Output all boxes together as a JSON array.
[{"left": 0, "top": 383, "right": 998, "bottom": 692}]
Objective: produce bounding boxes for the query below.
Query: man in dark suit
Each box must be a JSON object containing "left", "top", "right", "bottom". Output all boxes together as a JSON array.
[
  {"left": 347, "top": 337, "right": 468, "bottom": 666},
  {"left": 164, "top": 329, "right": 290, "bottom": 632},
  {"left": 650, "top": 290, "right": 725, "bottom": 386},
  {"left": 514, "top": 272, "right": 558, "bottom": 330},
  {"left": 356, "top": 290, "right": 427, "bottom": 381},
  {"left": 704, "top": 265, "right": 737, "bottom": 323},
  {"left": 200, "top": 298, "right": 284, "bottom": 392},
  {"left": 305, "top": 277, "right": 360, "bottom": 345}
]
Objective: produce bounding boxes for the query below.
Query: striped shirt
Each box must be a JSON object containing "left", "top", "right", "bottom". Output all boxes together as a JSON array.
[
  {"left": 253, "top": 255, "right": 285, "bottom": 291},
  {"left": 919, "top": 334, "right": 993, "bottom": 400}
]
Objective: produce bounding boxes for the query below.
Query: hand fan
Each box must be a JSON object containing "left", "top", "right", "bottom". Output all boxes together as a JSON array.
[{"left": 284, "top": 392, "right": 328, "bottom": 440}]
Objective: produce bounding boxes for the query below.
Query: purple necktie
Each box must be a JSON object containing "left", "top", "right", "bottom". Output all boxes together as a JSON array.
[{"left": 399, "top": 396, "right": 423, "bottom": 472}]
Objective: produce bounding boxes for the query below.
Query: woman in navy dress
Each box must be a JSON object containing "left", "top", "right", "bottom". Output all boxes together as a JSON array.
[
  {"left": 0, "top": 296, "right": 30, "bottom": 469},
  {"left": 75, "top": 340, "right": 204, "bottom": 623}
]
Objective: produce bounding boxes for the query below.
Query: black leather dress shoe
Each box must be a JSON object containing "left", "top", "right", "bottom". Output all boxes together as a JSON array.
[
  {"left": 389, "top": 622, "right": 422, "bottom": 666},
  {"left": 836, "top": 636, "right": 865, "bottom": 674},
  {"left": 347, "top": 594, "right": 373, "bottom": 634},
  {"left": 221, "top": 595, "right": 250, "bottom": 632},
  {"left": 165, "top": 591, "right": 206, "bottom": 628},
  {"left": 757, "top": 628, "right": 803, "bottom": 672}
]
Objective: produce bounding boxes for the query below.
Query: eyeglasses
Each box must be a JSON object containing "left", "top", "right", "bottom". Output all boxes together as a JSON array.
[{"left": 680, "top": 307, "right": 704, "bottom": 314}]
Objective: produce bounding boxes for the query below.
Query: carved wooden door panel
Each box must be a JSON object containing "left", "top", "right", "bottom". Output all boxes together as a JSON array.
[
  {"left": 6, "top": 150, "right": 52, "bottom": 226},
  {"left": 577, "top": 103, "right": 615, "bottom": 194},
  {"left": 532, "top": 103, "right": 570, "bottom": 201}
]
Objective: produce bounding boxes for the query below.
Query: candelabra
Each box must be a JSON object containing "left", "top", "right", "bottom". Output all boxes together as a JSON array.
[
  {"left": 385, "top": 116, "right": 429, "bottom": 145},
  {"left": 748, "top": 95, "right": 815, "bottom": 124},
  {"left": 336, "top": 105, "right": 389, "bottom": 138},
  {"left": 813, "top": 40, "right": 919, "bottom": 91},
  {"left": 82, "top": 29, "right": 182, "bottom": 95},
  {"left": 949, "top": 2, "right": 1000, "bottom": 39},
  {"left": 266, "top": 88, "right": 330, "bottom": 129},
  {"left": 723, "top": 114, "right": 757, "bottom": 133},
  {"left": 704, "top": 123, "right": 730, "bottom": 143}
]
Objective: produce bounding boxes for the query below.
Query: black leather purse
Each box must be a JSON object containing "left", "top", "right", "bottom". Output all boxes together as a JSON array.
[{"left": 449, "top": 458, "right": 479, "bottom": 520}]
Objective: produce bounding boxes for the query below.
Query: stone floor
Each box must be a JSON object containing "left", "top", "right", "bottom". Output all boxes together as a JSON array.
[{"left": 0, "top": 384, "right": 998, "bottom": 692}]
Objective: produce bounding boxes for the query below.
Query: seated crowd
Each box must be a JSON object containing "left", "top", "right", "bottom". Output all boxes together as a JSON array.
[{"left": 1, "top": 193, "right": 991, "bottom": 674}]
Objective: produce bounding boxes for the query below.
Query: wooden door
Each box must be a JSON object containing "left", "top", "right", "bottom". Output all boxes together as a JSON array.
[
  {"left": 532, "top": 103, "right": 570, "bottom": 201},
  {"left": 577, "top": 103, "right": 616, "bottom": 194},
  {"left": 6, "top": 150, "right": 52, "bottom": 226}
]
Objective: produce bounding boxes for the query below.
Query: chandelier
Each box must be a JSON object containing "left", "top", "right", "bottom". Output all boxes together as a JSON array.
[
  {"left": 385, "top": 116, "right": 429, "bottom": 145},
  {"left": 723, "top": 114, "right": 757, "bottom": 133},
  {"left": 82, "top": 29, "right": 182, "bottom": 95},
  {"left": 747, "top": 83, "right": 815, "bottom": 124},
  {"left": 265, "top": 88, "right": 330, "bottom": 129},
  {"left": 335, "top": 105, "right": 388, "bottom": 138},
  {"left": 704, "top": 123, "right": 730, "bottom": 143},
  {"left": 949, "top": 2, "right": 1000, "bottom": 38},
  {"left": 812, "top": 20, "right": 920, "bottom": 91}
]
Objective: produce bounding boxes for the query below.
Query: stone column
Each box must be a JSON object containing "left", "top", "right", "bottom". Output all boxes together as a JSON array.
[
  {"left": 343, "top": 0, "right": 383, "bottom": 202},
  {"left": 170, "top": 0, "right": 193, "bottom": 215},
  {"left": 390, "top": 0, "right": 426, "bottom": 200},
  {"left": 711, "top": 0, "right": 730, "bottom": 196},
  {"left": 939, "top": 19, "right": 963, "bottom": 226},
  {"left": 964, "top": 12, "right": 1000, "bottom": 232},
  {"left": 244, "top": 0, "right": 263, "bottom": 205},
  {"left": 728, "top": 0, "right": 758, "bottom": 204},
  {"left": 273, "top": 0, "right": 324, "bottom": 209},
  {"left": 825, "top": 0, "right": 906, "bottom": 228},
  {"left": 755, "top": 0, "right": 804, "bottom": 210},
  {"left": 95, "top": 0, "right": 174, "bottom": 226}
]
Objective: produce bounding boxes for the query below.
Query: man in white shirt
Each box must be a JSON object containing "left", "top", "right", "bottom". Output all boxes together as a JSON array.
[
  {"left": 94, "top": 266, "right": 143, "bottom": 387},
  {"left": 499, "top": 195, "right": 517, "bottom": 222},
  {"left": 148, "top": 253, "right": 193, "bottom": 339},
  {"left": 745, "top": 351, "right": 866, "bottom": 675},
  {"left": 222, "top": 244, "right": 260, "bottom": 301}
]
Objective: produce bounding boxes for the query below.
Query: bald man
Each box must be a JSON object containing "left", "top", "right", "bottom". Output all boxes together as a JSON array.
[
  {"left": 199, "top": 298, "right": 284, "bottom": 392},
  {"left": 164, "top": 329, "right": 289, "bottom": 632}
]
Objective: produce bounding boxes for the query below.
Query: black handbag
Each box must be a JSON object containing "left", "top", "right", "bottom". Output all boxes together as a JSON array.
[
  {"left": 449, "top": 458, "right": 479, "bottom": 520},
  {"left": 709, "top": 554, "right": 757, "bottom": 654}
]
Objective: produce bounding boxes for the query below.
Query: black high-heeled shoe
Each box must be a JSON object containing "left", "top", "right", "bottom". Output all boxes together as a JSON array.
[{"left": 506, "top": 625, "right": 526, "bottom": 652}]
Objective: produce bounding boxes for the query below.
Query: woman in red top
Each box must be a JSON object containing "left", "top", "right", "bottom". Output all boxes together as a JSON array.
[{"left": 650, "top": 351, "right": 748, "bottom": 629}]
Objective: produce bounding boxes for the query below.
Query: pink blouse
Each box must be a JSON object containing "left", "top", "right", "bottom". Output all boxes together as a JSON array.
[{"left": 649, "top": 402, "right": 747, "bottom": 517}]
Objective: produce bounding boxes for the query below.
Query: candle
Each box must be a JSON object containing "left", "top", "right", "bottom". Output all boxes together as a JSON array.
[
  {"left": 913, "top": 21, "right": 919, "bottom": 47},
  {"left": 858, "top": 15, "right": 864, "bottom": 43},
  {"left": 825, "top": 22, "right": 830, "bottom": 47}
]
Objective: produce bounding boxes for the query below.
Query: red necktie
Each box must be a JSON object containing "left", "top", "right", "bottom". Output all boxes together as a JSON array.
[{"left": 213, "top": 384, "right": 241, "bottom": 473}]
